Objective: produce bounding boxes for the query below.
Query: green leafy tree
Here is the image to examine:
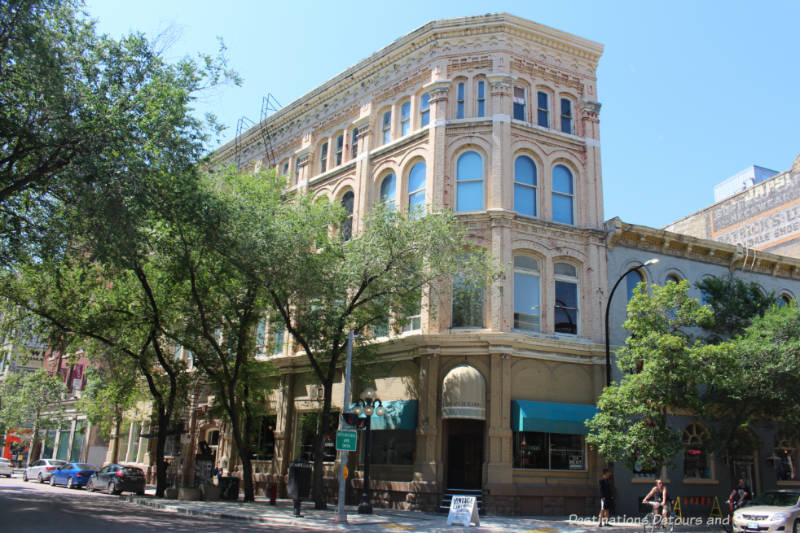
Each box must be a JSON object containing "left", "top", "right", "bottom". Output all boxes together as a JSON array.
[
  {"left": 0, "top": 369, "right": 66, "bottom": 466},
  {"left": 587, "top": 280, "right": 713, "bottom": 473},
  {"left": 695, "top": 275, "right": 777, "bottom": 342}
]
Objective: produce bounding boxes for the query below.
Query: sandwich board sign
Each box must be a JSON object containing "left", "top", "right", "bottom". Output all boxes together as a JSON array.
[{"left": 446, "top": 495, "right": 480, "bottom": 527}]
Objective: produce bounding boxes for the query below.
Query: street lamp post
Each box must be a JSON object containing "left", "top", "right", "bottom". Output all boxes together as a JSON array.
[
  {"left": 605, "top": 258, "right": 659, "bottom": 386},
  {"left": 352, "top": 387, "right": 386, "bottom": 514}
]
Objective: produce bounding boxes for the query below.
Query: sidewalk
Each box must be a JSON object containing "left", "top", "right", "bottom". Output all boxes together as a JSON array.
[{"left": 121, "top": 490, "right": 723, "bottom": 533}]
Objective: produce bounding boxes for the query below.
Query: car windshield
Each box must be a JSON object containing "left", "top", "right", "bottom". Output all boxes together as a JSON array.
[
  {"left": 752, "top": 492, "right": 800, "bottom": 507},
  {"left": 74, "top": 463, "right": 97, "bottom": 470}
]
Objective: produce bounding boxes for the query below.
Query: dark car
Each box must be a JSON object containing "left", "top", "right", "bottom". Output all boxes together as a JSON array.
[
  {"left": 87, "top": 464, "right": 145, "bottom": 495},
  {"left": 50, "top": 462, "right": 98, "bottom": 489}
]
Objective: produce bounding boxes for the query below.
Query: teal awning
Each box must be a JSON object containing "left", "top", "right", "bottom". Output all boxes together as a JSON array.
[
  {"left": 350, "top": 400, "right": 418, "bottom": 431},
  {"left": 511, "top": 400, "right": 597, "bottom": 435}
]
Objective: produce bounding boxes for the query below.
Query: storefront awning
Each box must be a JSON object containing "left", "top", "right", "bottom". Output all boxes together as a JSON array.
[
  {"left": 349, "top": 400, "right": 418, "bottom": 431},
  {"left": 511, "top": 399, "right": 597, "bottom": 435},
  {"left": 442, "top": 364, "right": 486, "bottom": 420}
]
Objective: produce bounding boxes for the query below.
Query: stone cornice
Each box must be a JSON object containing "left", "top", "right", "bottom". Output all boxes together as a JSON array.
[
  {"left": 606, "top": 216, "right": 800, "bottom": 279},
  {"left": 213, "top": 13, "right": 602, "bottom": 166}
]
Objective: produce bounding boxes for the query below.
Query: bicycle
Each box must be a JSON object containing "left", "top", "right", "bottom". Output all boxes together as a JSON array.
[{"left": 642, "top": 500, "right": 676, "bottom": 533}]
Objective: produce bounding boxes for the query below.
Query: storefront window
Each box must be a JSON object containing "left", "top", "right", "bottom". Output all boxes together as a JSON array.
[
  {"left": 513, "top": 431, "right": 585, "bottom": 470},
  {"left": 683, "top": 423, "right": 712, "bottom": 479},
  {"left": 775, "top": 438, "right": 799, "bottom": 481},
  {"left": 251, "top": 415, "right": 276, "bottom": 460},
  {"left": 298, "top": 411, "right": 339, "bottom": 462},
  {"left": 370, "top": 430, "right": 415, "bottom": 465}
]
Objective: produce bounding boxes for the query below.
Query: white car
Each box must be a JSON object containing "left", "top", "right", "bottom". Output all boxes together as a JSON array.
[
  {"left": 23, "top": 459, "right": 66, "bottom": 483},
  {"left": 733, "top": 490, "right": 800, "bottom": 533},
  {"left": 0, "top": 458, "right": 13, "bottom": 477}
]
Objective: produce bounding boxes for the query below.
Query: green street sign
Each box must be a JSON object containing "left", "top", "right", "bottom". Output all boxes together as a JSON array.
[{"left": 336, "top": 429, "right": 358, "bottom": 452}]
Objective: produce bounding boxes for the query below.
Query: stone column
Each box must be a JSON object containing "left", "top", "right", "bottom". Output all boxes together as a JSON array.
[
  {"left": 486, "top": 351, "right": 513, "bottom": 485},
  {"left": 414, "top": 353, "right": 441, "bottom": 483},
  {"left": 487, "top": 74, "right": 513, "bottom": 211},
  {"left": 581, "top": 100, "right": 602, "bottom": 227}
]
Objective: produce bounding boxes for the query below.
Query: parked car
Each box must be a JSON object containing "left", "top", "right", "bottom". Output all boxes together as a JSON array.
[
  {"left": 87, "top": 464, "right": 145, "bottom": 495},
  {"left": 50, "top": 462, "right": 98, "bottom": 489},
  {"left": 23, "top": 459, "right": 66, "bottom": 483},
  {"left": 0, "top": 457, "right": 13, "bottom": 477},
  {"left": 733, "top": 489, "right": 800, "bottom": 533}
]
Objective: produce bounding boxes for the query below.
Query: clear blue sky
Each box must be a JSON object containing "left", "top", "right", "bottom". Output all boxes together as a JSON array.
[{"left": 84, "top": 0, "right": 800, "bottom": 229}]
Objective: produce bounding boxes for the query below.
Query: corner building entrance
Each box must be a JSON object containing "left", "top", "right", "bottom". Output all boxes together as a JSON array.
[{"left": 441, "top": 365, "right": 486, "bottom": 494}]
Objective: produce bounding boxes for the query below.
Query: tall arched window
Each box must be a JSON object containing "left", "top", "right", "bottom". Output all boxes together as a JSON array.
[
  {"left": 335, "top": 134, "right": 344, "bottom": 166},
  {"left": 380, "top": 173, "right": 396, "bottom": 209},
  {"left": 408, "top": 162, "right": 426, "bottom": 217},
  {"left": 514, "top": 255, "right": 540, "bottom": 332},
  {"left": 341, "top": 191, "right": 354, "bottom": 241},
  {"left": 319, "top": 142, "right": 328, "bottom": 173},
  {"left": 476, "top": 80, "right": 486, "bottom": 117},
  {"left": 456, "top": 151, "right": 483, "bottom": 212},
  {"left": 420, "top": 92, "right": 430, "bottom": 127},
  {"left": 554, "top": 262, "right": 578, "bottom": 335},
  {"left": 683, "top": 423, "right": 712, "bottom": 479},
  {"left": 400, "top": 101, "right": 411, "bottom": 136},
  {"left": 626, "top": 269, "right": 644, "bottom": 302},
  {"left": 514, "top": 155, "right": 537, "bottom": 217},
  {"left": 351, "top": 128, "right": 359, "bottom": 159},
  {"left": 552, "top": 164, "right": 574, "bottom": 225}
]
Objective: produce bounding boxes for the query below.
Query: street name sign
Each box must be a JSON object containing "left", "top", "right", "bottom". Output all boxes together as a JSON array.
[{"left": 335, "top": 429, "right": 358, "bottom": 452}]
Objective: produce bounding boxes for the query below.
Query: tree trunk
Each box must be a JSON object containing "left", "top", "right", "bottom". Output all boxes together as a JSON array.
[
  {"left": 26, "top": 411, "right": 41, "bottom": 468},
  {"left": 226, "top": 402, "right": 256, "bottom": 502},
  {"left": 312, "top": 380, "right": 334, "bottom": 509},
  {"left": 110, "top": 412, "right": 122, "bottom": 463},
  {"left": 154, "top": 409, "right": 170, "bottom": 497}
]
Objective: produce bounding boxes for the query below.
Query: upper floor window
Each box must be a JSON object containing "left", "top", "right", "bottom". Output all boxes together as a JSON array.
[
  {"left": 294, "top": 157, "right": 301, "bottom": 184},
  {"left": 537, "top": 91, "right": 549, "bottom": 127},
  {"left": 683, "top": 423, "right": 712, "bottom": 479},
  {"left": 408, "top": 161, "right": 426, "bottom": 217},
  {"left": 513, "top": 86, "right": 526, "bottom": 121},
  {"left": 456, "top": 151, "right": 483, "bottom": 212},
  {"left": 256, "top": 318, "right": 266, "bottom": 350},
  {"left": 319, "top": 142, "right": 328, "bottom": 173},
  {"left": 452, "top": 272, "right": 483, "bottom": 328},
  {"left": 477, "top": 80, "right": 486, "bottom": 117},
  {"left": 380, "top": 173, "right": 396, "bottom": 209},
  {"left": 560, "top": 98, "right": 573, "bottom": 134},
  {"left": 420, "top": 92, "right": 430, "bottom": 127},
  {"left": 514, "top": 155, "right": 537, "bottom": 217},
  {"left": 552, "top": 164, "right": 574, "bottom": 225},
  {"left": 281, "top": 161, "right": 289, "bottom": 176},
  {"left": 456, "top": 82, "right": 465, "bottom": 119},
  {"left": 775, "top": 434, "right": 799, "bottom": 481},
  {"left": 626, "top": 269, "right": 644, "bottom": 302},
  {"left": 271, "top": 318, "right": 284, "bottom": 355},
  {"left": 341, "top": 191, "right": 354, "bottom": 241},
  {"left": 514, "top": 255, "right": 540, "bottom": 332},
  {"left": 400, "top": 101, "right": 411, "bottom": 136},
  {"left": 778, "top": 294, "right": 792, "bottom": 307},
  {"left": 382, "top": 111, "right": 391, "bottom": 144},
  {"left": 351, "top": 128, "right": 359, "bottom": 159},
  {"left": 401, "top": 294, "right": 421, "bottom": 332},
  {"left": 335, "top": 134, "right": 344, "bottom": 166},
  {"left": 554, "top": 262, "right": 578, "bottom": 335},
  {"left": 666, "top": 273, "right": 682, "bottom": 284}
]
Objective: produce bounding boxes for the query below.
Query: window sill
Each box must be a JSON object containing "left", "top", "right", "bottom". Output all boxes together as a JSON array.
[
  {"left": 512, "top": 467, "right": 588, "bottom": 473},
  {"left": 776, "top": 480, "right": 800, "bottom": 486},
  {"left": 683, "top": 478, "right": 718, "bottom": 485}
]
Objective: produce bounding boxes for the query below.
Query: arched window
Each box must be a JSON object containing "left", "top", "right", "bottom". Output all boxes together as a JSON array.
[
  {"left": 666, "top": 273, "right": 682, "bottom": 284},
  {"left": 319, "top": 142, "right": 328, "bottom": 173},
  {"left": 341, "top": 191, "right": 354, "bottom": 241},
  {"left": 683, "top": 423, "right": 712, "bottom": 479},
  {"left": 513, "top": 86, "right": 527, "bottom": 121},
  {"left": 552, "top": 164, "right": 574, "bottom": 225},
  {"left": 514, "top": 255, "right": 540, "bottom": 332},
  {"left": 400, "top": 101, "right": 411, "bottom": 136},
  {"left": 382, "top": 111, "right": 392, "bottom": 144},
  {"left": 476, "top": 80, "right": 486, "bottom": 117},
  {"left": 452, "top": 255, "right": 483, "bottom": 328},
  {"left": 408, "top": 162, "right": 426, "bottom": 217},
  {"left": 514, "top": 155, "right": 537, "bottom": 217},
  {"left": 778, "top": 294, "right": 792, "bottom": 307},
  {"left": 456, "top": 151, "right": 483, "bottom": 212},
  {"left": 626, "top": 269, "right": 643, "bottom": 302},
  {"left": 537, "top": 91, "right": 549, "bottom": 127},
  {"left": 335, "top": 134, "right": 344, "bottom": 166},
  {"left": 554, "top": 262, "right": 578, "bottom": 335},
  {"left": 419, "top": 92, "right": 430, "bottom": 127},
  {"left": 380, "top": 173, "right": 396, "bottom": 209},
  {"left": 351, "top": 128, "right": 359, "bottom": 159}
]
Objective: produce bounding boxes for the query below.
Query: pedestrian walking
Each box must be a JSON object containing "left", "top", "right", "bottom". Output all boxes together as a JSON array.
[{"left": 599, "top": 468, "right": 613, "bottom": 526}]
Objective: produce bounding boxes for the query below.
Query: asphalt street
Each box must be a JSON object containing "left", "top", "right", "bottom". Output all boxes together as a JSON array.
[{"left": 0, "top": 475, "right": 319, "bottom": 532}]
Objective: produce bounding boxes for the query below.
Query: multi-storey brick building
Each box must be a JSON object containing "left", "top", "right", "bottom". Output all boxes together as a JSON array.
[{"left": 205, "top": 13, "right": 609, "bottom": 515}]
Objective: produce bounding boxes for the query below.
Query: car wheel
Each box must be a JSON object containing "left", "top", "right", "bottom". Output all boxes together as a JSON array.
[
  {"left": 110, "top": 481, "right": 122, "bottom": 495},
  {"left": 66, "top": 477, "right": 73, "bottom": 489},
  {"left": 23, "top": 471, "right": 28, "bottom": 482},
  {"left": 39, "top": 473, "right": 44, "bottom": 484},
  {"left": 50, "top": 475, "right": 56, "bottom": 486},
  {"left": 87, "top": 479, "right": 95, "bottom": 492},
  {"left": 793, "top": 519, "right": 799, "bottom": 533}
]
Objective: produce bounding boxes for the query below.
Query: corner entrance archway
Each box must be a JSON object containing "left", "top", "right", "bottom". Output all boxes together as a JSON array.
[{"left": 441, "top": 364, "right": 486, "bottom": 490}]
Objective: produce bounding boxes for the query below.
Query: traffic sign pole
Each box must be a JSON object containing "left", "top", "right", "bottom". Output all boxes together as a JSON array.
[{"left": 335, "top": 330, "right": 354, "bottom": 523}]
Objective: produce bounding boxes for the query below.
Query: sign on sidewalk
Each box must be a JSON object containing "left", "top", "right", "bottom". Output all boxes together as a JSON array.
[
  {"left": 335, "top": 429, "right": 358, "bottom": 452},
  {"left": 446, "top": 495, "right": 480, "bottom": 527}
]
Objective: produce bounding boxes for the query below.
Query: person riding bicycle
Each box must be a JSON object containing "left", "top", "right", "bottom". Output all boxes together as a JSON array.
[
  {"left": 643, "top": 479, "right": 671, "bottom": 523},
  {"left": 727, "top": 478, "right": 751, "bottom": 509}
]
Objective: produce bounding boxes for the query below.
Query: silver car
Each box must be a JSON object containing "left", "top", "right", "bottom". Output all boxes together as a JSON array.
[
  {"left": 0, "top": 458, "right": 12, "bottom": 477},
  {"left": 733, "top": 490, "right": 800, "bottom": 533},
  {"left": 23, "top": 459, "right": 67, "bottom": 483}
]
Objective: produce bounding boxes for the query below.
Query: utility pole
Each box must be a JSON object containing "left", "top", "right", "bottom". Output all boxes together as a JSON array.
[{"left": 334, "top": 331, "right": 354, "bottom": 523}]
